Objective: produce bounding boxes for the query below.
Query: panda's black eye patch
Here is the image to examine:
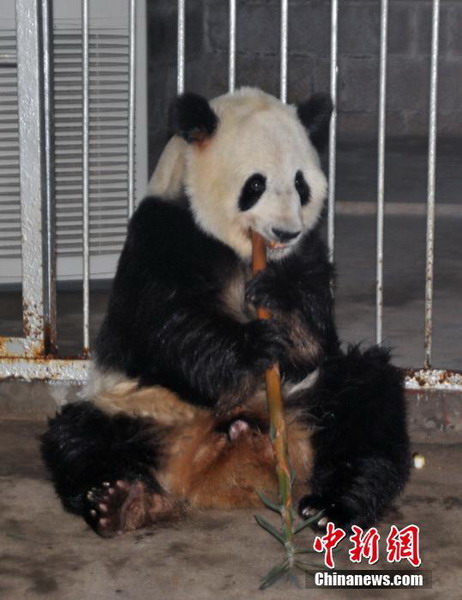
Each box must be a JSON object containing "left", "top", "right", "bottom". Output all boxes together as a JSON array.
[
  {"left": 295, "top": 170, "right": 310, "bottom": 206},
  {"left": 238, "top": 173, "right": 266, "bottom": 212}
]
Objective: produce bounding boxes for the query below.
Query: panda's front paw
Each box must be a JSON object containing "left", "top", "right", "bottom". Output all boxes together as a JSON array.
[
  {"left": 241, "top": 319, "right": 292, "bottom": 373},
  {"left": 245, "top": 268, "right": 296, "bottom": 313},
  {"left": 298, "top": 493, "right": 373, "bottom": 533}
]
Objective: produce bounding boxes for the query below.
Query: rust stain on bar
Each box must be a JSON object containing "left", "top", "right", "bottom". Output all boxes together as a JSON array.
[{"left": 405, "top": 368, "right": 462, "bottom": 391}]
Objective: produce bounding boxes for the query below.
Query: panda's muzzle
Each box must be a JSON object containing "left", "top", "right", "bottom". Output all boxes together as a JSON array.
[{"left": 270, "top": 228, "right": 301, "bottom": 245}]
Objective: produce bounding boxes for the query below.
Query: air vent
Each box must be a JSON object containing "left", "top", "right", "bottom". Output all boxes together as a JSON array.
[
  {"left": 0, "top": 33, "right": 21, "bottom": 260},
  {"left": 0, "top": 0, "right": 147, "bottom": 283},
  {"left": 54, "top": 30, "right": 132, "bottom": 258}
]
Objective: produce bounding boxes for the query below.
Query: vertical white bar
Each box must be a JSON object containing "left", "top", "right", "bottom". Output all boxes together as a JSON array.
[
  {"left": 228, "top": 0, "right": 236, "bottom": 92},
  {"left": 41, "top": 0, "right": 57, "bottom": 354},
  {"left": 280, "top": 0, "right": 288, "bottom": 103},
  {"left": 177, "top": 0, "right": 185, "bottom": 94},
  {"left": 82, "top": 0, "right": 90, "bottom": 353},
  {"left": 15, "top": 0, "right": 47, "bottom": 356},
  {"left": 327, "top": 0, "right": 338, "bottom": 261},
  {"left": 376, "top": 0, "right": 388, "bottom": 345},
  {"left": 128, "top": 0, "right": 136, "bottom": 218},
  {"left": 424, "top": 0, "right": 440, "bottom": 369}
]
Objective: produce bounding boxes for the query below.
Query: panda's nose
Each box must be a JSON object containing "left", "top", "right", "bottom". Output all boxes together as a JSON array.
[{"left": 271, "top": 228, "right": 301, "bottom": 243}]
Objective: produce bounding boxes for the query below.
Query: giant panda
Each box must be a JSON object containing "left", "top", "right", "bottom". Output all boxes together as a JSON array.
[{"left": 41, "top": 87, "right": 410, "bottom": 538}]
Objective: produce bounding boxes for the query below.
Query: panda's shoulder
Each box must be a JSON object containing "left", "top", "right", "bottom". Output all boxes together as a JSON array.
[
  {"left": 130, "top": 196, "right": 192, "bottom": 235},
  {"left": 297, "top": 228, "right": 330, "bottom": 266}
]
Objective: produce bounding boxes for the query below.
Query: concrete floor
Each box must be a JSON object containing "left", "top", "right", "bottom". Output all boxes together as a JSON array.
[{"left": 0, "top": 409, "right": 461, "bottom": 600}]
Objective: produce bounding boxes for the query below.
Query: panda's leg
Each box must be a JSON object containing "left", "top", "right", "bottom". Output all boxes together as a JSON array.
[
  {"left": 298, "top": 346, "right": 410, "bottom": 531},
  {"left": 41, "top": 402, "right": 181, "bottom": 537}
]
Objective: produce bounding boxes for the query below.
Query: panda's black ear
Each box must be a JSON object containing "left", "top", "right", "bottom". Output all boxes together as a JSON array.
[
  {"left": 170, "top": 93, "right": 219, "bottom": 144},
  {"left": 297, "top": 94, "right": 333, "bottom": 152}
]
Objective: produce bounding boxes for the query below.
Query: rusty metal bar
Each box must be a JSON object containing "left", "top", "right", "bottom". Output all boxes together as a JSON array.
[
  {"left": 405, "top": 369, "right": 462, "bottom": 392},
  {"left": 82, "top": 0, "right": 90, "bottom": 354},
  {"left": 41, "top": 0, "right": 57, "bottom": 355},
  {"left": 127, "top": 0, "right": 136, "bottom": 218},
  {"left": 9, "top": 0, "right": 47, "bottom": 358},
  {"left": 327, "top": 0, "right": 338, "bottom": 262},
  {"left": 424, "top": 0, "right": 440, "bottom": 369},
  {"left": 177, "top": 0, "right": 185, "bottom": 94},
  {"left": 0, "top": 359, "right": 90, "bottom": 382},
  {"left": 228, "top": 0, "right": 236, "bottom": 92},
  {"left": 280, "top": 0, "right": 288, "bottom": 103},
  {"left": 376, "top": 0, "right": 388, "bottom": 345}
]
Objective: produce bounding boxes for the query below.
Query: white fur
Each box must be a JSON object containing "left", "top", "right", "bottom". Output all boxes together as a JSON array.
[{"left": 148, "top": 88, "right": 328, "bottom": 261}]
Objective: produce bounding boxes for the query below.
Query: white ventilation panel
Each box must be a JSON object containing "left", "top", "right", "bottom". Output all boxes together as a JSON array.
[{"left": 0, "top": 0, "right": 147, "bottom": 282}]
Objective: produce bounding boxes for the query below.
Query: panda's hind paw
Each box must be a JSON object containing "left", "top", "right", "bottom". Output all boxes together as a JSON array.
[{"left": 85, "top": 480, "right": 180, "bottom": 538}]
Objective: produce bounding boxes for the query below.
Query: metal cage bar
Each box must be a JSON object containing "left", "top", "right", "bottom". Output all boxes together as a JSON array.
[
  {"left": 127, "top": 0, "right": 136, "bottom": 218},
  {"left": 0, "top": 0, "right": 50, "bottom": 359},
  {"left": 177, "top": 0, "right": 185, "bottom": 94},
  {"left": 424, "top": 0, "right": 441, "bottom": 369},
  {"left": 376, "top": 0, "right": 389, "bottom": 345},
  {"left": 81, "top": 0, "right": 90, "bottom": 354},
  {"left": 280, "top": 0, "right": 288, "bottom": 103},
  {"left": 228, "top": 0, "right": 236, "bottom": 92},
  {"left": 327, "top": 0, "right": 338, "bottom": 262}
]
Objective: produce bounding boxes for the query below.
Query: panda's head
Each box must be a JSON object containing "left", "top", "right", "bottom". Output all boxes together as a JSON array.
[{"left": 167, "top": 87, "right": 332, "bottom": 261}]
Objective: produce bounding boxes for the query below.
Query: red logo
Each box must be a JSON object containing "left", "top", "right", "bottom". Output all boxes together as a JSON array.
[
  {"left": 313, "top": 522, "right": 346, "bottom": 569},
  {"left": 386, "top": 524, "right": 421, "bottom": 567},
  {"left": 349, "top": 525, "right": 380, "bottom": 565}
]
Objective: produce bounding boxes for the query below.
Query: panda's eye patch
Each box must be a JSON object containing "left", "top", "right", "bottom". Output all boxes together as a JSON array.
[
  {"left": 239, "top": 173, "right": 266, "bottom": 211},
  {"left": 295, "top": 170, "right": 310, "bottom": 206}
]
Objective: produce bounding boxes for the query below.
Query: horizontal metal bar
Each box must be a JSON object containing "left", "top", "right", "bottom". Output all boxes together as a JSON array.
[
  {"left": 0, "top": 359, "right": 460, "bottom": 391},
  {"left": 405, "top": 369, "right": 462, "bottom": 392},
  {"left": 334, "top": 201, "right": 462, "bottom": 218},
  {"left": 0, "top": 358, "right": 90, "bottom": 382}
]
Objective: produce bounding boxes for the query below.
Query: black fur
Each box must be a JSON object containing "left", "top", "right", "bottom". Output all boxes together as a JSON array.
[
  {"left": 171, "top": 92, "right": 218, "bottom": 143},
  {"left": 41, "top": 402, "right": 162, "bottom": 531},
  {"left": 297, "top": 94, "right": 334, "bottom": 152},
  {"left": 298, "top": 345, "right": 410, "bottom": 530},
  {"left": 238, "top": 173, "right": 267, "bottom": 211},
  {"left": 94, "top": 197, "right": 338, "bottom": 408}
]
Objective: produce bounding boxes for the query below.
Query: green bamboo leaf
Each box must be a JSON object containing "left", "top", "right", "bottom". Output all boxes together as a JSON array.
[
  {"left": 255, "top": 489, "right": 282, "bottom": 514},
  {"left": 254, "top": 514, "right": 285, "bottom": 545},
  {"left": 259, "top": 560, "right": 290, "bottom": 590},
  {"left": 293, "top": 509, "right": 325, "bottom": 534}
]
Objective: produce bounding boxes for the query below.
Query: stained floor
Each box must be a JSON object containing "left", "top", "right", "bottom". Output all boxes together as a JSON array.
[{"left": 0, "top": 414, "right": 461, "bottom": 599}]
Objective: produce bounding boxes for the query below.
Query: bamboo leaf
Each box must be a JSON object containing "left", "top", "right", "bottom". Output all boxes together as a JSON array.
[
  {"left": 259, "top": 560, "right": 290, "bottom": 590},
  {"left": 255, "top": 489, "right": 281, "bottom": 514},
  {"left": 254, "top": 514, "right": 285, "bottom": 545}
]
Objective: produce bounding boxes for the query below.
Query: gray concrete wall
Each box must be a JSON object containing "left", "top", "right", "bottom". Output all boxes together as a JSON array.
[{"left": 147, "top": 0, "right": 462, "bottom": 171}]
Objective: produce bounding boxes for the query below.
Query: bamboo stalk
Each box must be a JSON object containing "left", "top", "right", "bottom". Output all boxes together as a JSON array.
[{"left": 251, "top": 231, "right": 295, "bottom": 562}]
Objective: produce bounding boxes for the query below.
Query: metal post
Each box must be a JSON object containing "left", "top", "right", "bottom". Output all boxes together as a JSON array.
[
  {"left": 82, "top": 0, "right": 90, "bottom": 354},
  {"left": 280, "top": 0, "right": 288, "bottom": 103},
  {"left": 228, "top": 0, "right": 236, "bottom": 92},
  {"left": 327, "top": 0, "right": 338, "bottom": 262},
  {"left": 177, "top": 0, "right": 185, "bottom": 94},
  {"left": 376, "top": 0, "right": 388, "bottom": 345},
  {"left": 424, "top": 0, "right": 440, "bottom": 369},
  {"left": 14, "top": 0, "right": 48, "bottom": 358},
  {"left": 127, "top": 0, "right": 136, "bottom": 218}
]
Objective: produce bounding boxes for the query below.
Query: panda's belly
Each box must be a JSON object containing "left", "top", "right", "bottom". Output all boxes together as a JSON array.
[{"left": 94, "top": 381, "right": 313, "bottom": 509}]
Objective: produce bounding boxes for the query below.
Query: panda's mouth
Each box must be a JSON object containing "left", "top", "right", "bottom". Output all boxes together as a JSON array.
[{"left": 266, "top": 241, "right": 289, "bottom": 250}]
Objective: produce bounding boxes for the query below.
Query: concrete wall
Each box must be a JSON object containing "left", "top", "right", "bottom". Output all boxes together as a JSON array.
[{"left": 147, "top": 0, "right": 462, "bottom": 171}]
